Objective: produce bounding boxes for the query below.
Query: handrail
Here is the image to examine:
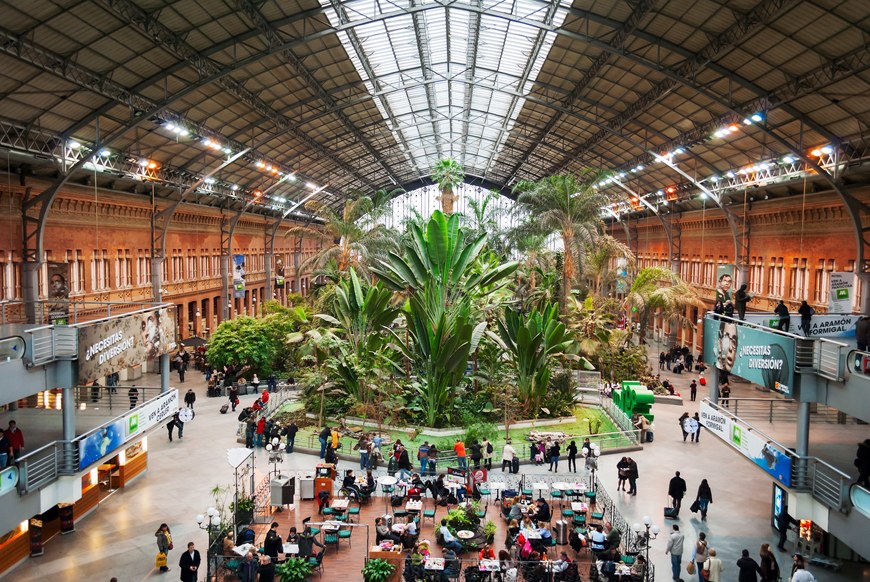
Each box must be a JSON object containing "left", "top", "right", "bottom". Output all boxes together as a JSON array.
[{"left": 703, "top": 399, "right": 853, "bottom": 512}]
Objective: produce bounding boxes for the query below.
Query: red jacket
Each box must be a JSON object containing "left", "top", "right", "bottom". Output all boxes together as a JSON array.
[
  {"left": 256, "top": 418, "right": 266, "bottom": 435},
  {"left": 261, "top": 390, "right": 270, "bottom": 404},
  {"left": 7, "top": 427, "right": 23, "bottom": 449}
]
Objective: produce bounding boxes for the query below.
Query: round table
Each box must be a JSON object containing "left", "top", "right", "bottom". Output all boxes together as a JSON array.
[
  {"left": 379, "top": 476, "right": 398, "bottom": 486},
  {"left": 456, "top": 530, "right": 475, "bottom": 540}
]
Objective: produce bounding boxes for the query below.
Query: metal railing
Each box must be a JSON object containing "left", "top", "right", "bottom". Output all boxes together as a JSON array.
[
  {"left": 814, "top": 338, "right": 848, "bottom": 380},
  {"left": 704, "top": 400, "right": 853, "bottom": 513},
  {"left": 23, "top": 325, "right": 77, "bottom": 366},
  {"left": 15, "top": 390, "right": 172, "bottom": 494},
  {"left": 0, "top": 299, "right": 174, "bottom": 326},
  {"left": 724, "top": 397, "right": 857, "bottom": 424}
]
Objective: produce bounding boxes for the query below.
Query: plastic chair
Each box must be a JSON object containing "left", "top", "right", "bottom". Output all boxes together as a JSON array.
[
  {"left": 347, "top": 506, "right": 360, "bottom": 522},
  {"left": 337, "top": 528, "right": 352, "bottom": 548},
  {"left": 324, "top": 533, "right": 339, "bottom": 549},
  {"left": 308, "top": 549, "right": 325, "bottom": 576},
  {"left": 422, "top": 507, "right": 437, "bottom": 528}
]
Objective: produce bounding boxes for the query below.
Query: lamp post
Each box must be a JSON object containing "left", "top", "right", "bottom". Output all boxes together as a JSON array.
[
  {"left": 266, "top": 437, "right": 283, "bottom": 476},
  {"left": 631, "top": 515, "right": 660, "bottom": 582},
  {"left": 196, "top": 507, "right": 222, "bottom": 581}
]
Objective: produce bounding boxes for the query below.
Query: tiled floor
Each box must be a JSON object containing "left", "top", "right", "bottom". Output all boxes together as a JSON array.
[{"left": 5, "top": 361, "right": 870, "bottom": 581}]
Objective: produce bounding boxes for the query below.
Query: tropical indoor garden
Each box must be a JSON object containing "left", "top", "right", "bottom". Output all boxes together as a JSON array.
[{"left": 205, "top": 159, "right": 703, "bottom": 452}]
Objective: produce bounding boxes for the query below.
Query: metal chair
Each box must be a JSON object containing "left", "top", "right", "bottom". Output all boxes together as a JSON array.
[{"left": 337, "top": 527, "right": 352, "bottom": 548}]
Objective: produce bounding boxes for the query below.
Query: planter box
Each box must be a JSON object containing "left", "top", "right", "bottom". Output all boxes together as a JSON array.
[
  {"left": 653, "top": 394, "right": 683, "bottom": 405},
  {"left": 309, "top": 414, "right": 579, "bottom": 436}
]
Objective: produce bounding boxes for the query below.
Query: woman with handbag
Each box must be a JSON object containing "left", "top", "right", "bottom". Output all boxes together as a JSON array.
[
  {"left": 616, "top": 457, "right": 630, "bottom": 491},
  {"left": 155, "top": 523, "right": 172, "bottom": 572},
  {"left": 690, "top": 532, "right": 709, "bottom": 581},
  {"left": 703, "top": 548, "right": 724, "bottom": 582},
  {"left": 759, "top": 543, "right": 780, "bottom": 582},
  {"left": 695, "top": 479, "right": 713, "bottom": 521}
]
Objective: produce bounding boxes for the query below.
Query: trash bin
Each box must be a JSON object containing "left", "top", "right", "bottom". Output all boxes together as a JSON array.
[
  {"left": 554, "top": 520, "right": 568, "bottom": 545},
  {"left": 271, "top": 476, "right": 291, "bottom": 506},
  {"left": 299, "top": 472, "right": 315, "bottom": 500}
]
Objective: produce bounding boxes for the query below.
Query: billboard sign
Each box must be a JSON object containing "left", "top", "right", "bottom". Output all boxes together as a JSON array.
[
  {"left": 744, "top": 313, "right": 860, "bottom": 339},
  {"left": 828, "top": 272, "right": 855, "bottom": 313},
  {"left": 46, "top": 262, "right": 71, "bottom": 324},
  {"left": 233, "top": 254, "right": 246, "bottom": 299},
  {"left": 699, "top": 401, "right": 792, "bottom": 487},
  {"left": 125, "top": 389, "right": 178, "bottom": 439},
  {"left": 78, "top": 418, "right": 126, "bottom": 469},
  {"left": 704, "top": 318, "right": 795, "bottom": 396},
  {"left": 77, "top": 307, "right": 176, "bottom": 384},
  {"left": 275, "top": 257, "right": 285, "bottom": 289}
]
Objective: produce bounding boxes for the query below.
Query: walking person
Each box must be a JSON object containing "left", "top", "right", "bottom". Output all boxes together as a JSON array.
[
  {"left": 177, "top": 356, "right": 186, "bottom": 383},
  {"left": 418, "top": 441, "right": 430, "bottom": 475},
  {"left": 695, "top": 479, "right": 713, "bottom": 521},
  {"left": 128, "top": 385, "right": 139, "bottom": 409},
  {"left": 691, "top": 532, "right": 708, "bottom": 582},
  {"left": 566, "top": 440, "right": 578, "bottom": 473},
  {"left": 228, "top": 385, "right": 239, "bottom": 412},
  {"left": 759, "top": 543, "right": 780, "bottom": 582},
  {"left": 167, "top": 411, "right": 184, "bottom": 442},
  {"left": 679, "top": 412, "right": 690, "bottom": 442},
  {"left": 790, "top": 555, "right": 816, "bottom": 582},
  {"left": 482, "top": 438, "right": 493, "bottom": 470},
  {"left": 501, "top": 439, "right": 516, "bottom": 473},
  {"left": 356, "top": 433, "right": 371, "bottom": 470},
  {"left": 548, "top": 440, "right": 560, "bottom": 472},
  {"left": 690, "top": 379, "right": 698, "bottom": 402},
  {"left": 616, "top": 457, "right": 630, "bottom": 491},
  {"left": 6, "top": 421, "right": 24, "bottom": 463},
  {"left": 719, "top": 382, "right": 731, "bottom": 408},
  {"left": 0, "top": 429, "right": 10, "bottom": 468},
  {"left": 318, "top": 426, "right": 330, "bottom": 459},
  {"left": 736, "top": 548, "right": 762, "bottom": 582},
  {"left": 668, "top": 471, "right": 687, "bottom": 514},
  {"left": 659, "top": 352, "right": 666, "bottom": 370},
  {"left": 703, "top": 548, "right": 725, "bottom": 582},
  {"left": 693, "top": 413, "right": 702, "bottom": 443},
  {"left": 665, "top": 524, "right": 685, "bottom": 582},
  {"left": 183, "top": 389, "right": 196, "bottom": 410},
  {"left": 798, "top": 300, "right": 814, "bottom": 336},
  {"left": 155, "top": 523, "right": 172, "bottom": 573}
]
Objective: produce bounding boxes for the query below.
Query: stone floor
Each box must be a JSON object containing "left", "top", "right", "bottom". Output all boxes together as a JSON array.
[{"left": 5, "top": 363, "right": 870, "bottom": 581}]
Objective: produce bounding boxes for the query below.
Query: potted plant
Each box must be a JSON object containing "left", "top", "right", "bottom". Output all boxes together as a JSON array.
[
  {"left": 276, "top": 557, "right": 312, "bottom": 581},
  {"left": 362, "top": 557, "right": 396, "bottom": 582},
  {"left": 230, "top": 495, "right": 255, "bottom": 525},
  {"left": 483, "top": 520, "right": 497, "bottom": 544}
]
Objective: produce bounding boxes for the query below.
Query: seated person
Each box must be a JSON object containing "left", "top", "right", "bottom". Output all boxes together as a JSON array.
[
  {"left": 506, "top": 519, "right": 521, "bottom": 547},
  {"left": 508, "top": 497, "right": 523, "bottom": 522},
  {"left": 551, "top": 551, "right": 577, "bottom": 582},
  {"left": 222, "top": 531, "right": 236, "bottom": 556},
  {"left": 521, "top": 551, "right": 547, "bottom": 582},
  {"left": 630, "top": 555, "right": 646, "bottom": 579},
  {"left": 361, "top": 469, "right": 376, "bottom": 495},
  {"left": 285, "top": 527, "right": 299, "bottom": 555},
  {"left": 341, "top": 469, "right": 363, "bottom": 498},
  {"left": 409, "top": 544, "right": 426, "bottom": 579},
  {"left": 297, "top": 523, "right": 324, "bottom": 558},
  {"left": 604, "top": 522, "right": 621, "bottom": 550},
  {"left": 520, "top": 516, "right": 535, "bottom": 532},
  {"left": 589, "top": 524, "right": 607, "bottom": 555},
  {"left": 440, "top": 548, "right": 461, "bottom": 582},
  {"left": 479, "top": 542, "right": 496, "bottom": 561},
  {"left": 401, "top": 516, "right": 418, "bottom": 549},
  {"left": 438, "top": 519, "right": 463, "bottom": 554},
  {"left": 530, "top": 498, "right": 551, "bottom": 524},
  {"left": 237, "top": 524, "right": 256, "bottom": 545},
  {"left": 376, "top": 517, "right": 401, "bottom": 544}
]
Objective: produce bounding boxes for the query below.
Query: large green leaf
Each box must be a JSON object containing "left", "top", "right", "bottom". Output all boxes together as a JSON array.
[{"left": 426, "top": 210, "right": 450, "bottom": 270}]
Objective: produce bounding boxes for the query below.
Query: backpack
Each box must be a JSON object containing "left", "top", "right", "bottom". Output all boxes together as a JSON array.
[
  {"left": 486, "top": 442, "right": 493, "bottom": 454},
  {"left": 391, "top": 495, "right": 404, "bottom": 507}
]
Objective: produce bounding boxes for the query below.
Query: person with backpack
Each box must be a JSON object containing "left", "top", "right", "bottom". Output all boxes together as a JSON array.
[
  {"left": 482, "top": 438, "right": 494, "bottom": 470},
  {"left": 417, "top": 441, "right": 430, "bottom": 475},
  {"left": 798, "top": 300, "right": 814, "bottom": 336}
]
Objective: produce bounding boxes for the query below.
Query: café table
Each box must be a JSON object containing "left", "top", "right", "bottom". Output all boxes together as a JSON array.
[
  {"left": 479, "top": 559, "right": 501, "bottom": 581},
  {"left": 406, "top": 500, "right": 423, "bottom": 514},
  {"left": 231, "top": 543, "right": 255, "bottom": 556},
  {"left": 423, "top": 557, "right": 445, "bottom": 581},
  {"left": 570, "top": 501, "right": 589, "bottom": 513},
  {"left": 331, "top": 498, "right": 350, "bottom": 509},
  {"left": 321, "top": 520, "right": 342, "bottom": 533},
  {"left": 531, "top": 481, "right": 549, "bottom": 498},
  {"left": 281, "top": 543, "right": 299, "bottom": 556},
  {"left": 456, "top": 530, "right": 475, "bottom": 540}
]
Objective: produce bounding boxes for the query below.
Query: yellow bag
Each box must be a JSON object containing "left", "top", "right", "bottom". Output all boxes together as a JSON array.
[{"left": 156, "top": 552, "right": 167, "bottom": 568}]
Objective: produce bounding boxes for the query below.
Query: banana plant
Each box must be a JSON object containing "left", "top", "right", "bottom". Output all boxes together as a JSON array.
[
  {"left": 489, "top": 303, "right": 574, "bottom": 418},
  {"left": 372, "top": 210, "right": 517, "bottom": 426}
]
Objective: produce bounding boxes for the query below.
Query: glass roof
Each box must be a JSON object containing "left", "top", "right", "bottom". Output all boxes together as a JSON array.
[{"left": 320, "top": 0, "right": 572, "bottom": 181}]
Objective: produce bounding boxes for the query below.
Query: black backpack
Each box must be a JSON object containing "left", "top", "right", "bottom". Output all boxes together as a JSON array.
[
  {"left": 486, "top": 442, "right": 493, "bottom": 454},
  {"left": 391, "top": 495, "right": 404, "bottom": 507}
]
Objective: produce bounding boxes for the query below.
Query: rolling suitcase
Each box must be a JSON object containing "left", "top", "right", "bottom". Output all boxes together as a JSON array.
[
  {"left": 511, "top": 457, "right": 520, "bottom": 474},
  {"left": 664, "top": 505, "right": 679, "bottom": 519},
  {"left": 220, "top": 403, "right": 229, "bottom": 414}
]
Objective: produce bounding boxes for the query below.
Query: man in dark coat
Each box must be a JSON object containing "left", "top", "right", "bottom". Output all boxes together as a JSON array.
[
  {"left": 668, "top": 471, "right": 687, "bottom": 513},
  {"left": 736, "top": 548, "right": 762, "bottom": 582},
  {"left": 263, "top": 521, "right": 282, "bottom": 559},
  {"left": 284, "top": 421, "right": 298, "bottom": 453},
  {"left": 178, "top": 542, "right": 201, "bottom": 582},
  {"left": 774, "top": 300, "right": 790, "bottom": 332}
]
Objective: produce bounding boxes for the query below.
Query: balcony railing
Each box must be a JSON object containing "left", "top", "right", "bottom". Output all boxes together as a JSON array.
[{"left": 23, "top": 325, "right": 78, "bottom": 367}]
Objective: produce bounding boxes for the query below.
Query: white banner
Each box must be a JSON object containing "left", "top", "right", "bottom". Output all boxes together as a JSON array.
[
  {"left": 828, "top": 272, "right": 855, "bottom": 313},
  {"left": 744, "top": 313, "right": 860, "bottom": 339},
  {"left": 125, "top": 390, "right": 178, "bottom": 439}
]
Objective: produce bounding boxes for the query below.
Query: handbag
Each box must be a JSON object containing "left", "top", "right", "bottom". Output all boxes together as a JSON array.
[
  {"left": 690, "top": 499, "right": 700, "bottom": 513},
  {"left": 687, "top": 561, "right": 696, "bottom": 575},
  {"left": 156, "top": 552, "right": 167, "bottom": 568},
  {"left": 168, "top": 543, "right": 174, "bottom": 550}
]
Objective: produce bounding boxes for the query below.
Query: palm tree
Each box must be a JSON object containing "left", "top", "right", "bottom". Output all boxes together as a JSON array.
[
  {"left": 585, "top": 235, "right": 635, "bottom": 297},
  {"left": 431, "top": 158, "right": 465, "bottom": 214},
  {"left": 513, "top": 171, "right": 606, "bottom": 313},
  {"left": 284, "top": 189, "right": 400, "bottom": 280},
  {"left": 626, "top": 267, "right": 704, "bottom": 345}
]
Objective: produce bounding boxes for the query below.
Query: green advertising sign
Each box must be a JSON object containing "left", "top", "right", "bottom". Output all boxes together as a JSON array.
[{"left": 704, "top": 317, "right": 796, "bottom": 397}]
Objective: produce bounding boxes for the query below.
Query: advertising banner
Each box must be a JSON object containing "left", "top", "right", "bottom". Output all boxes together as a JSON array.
[
  {"left": 704, "top": 318, "right": 796, "bottom": 396},
  {"left": 46, "top": 262, "right": 71, "bottom": 324},
  {"left": 828, "top": 272, "right": 855, "bottom": 313},
  {"left": 615, "top": 258, "right": 628, "bottom": 293},
  {"left": 233, "top": 254, "right": 246, "bottom": 299},
  {"left": 275, "top": 257, "right": 285, "bottom": 289},
  {"left": 125, "top": 389, "right": 178, "bottom": 439},
  {"left": 78, "top": 418, "right": 126, "bottom": 470},
  {"left": 744, "top": 313, "right": 860, "bottom": 339},
  {"left": 699, "top": 401, "right": 793, "bottom": 487},
  {"left": 29, "top": 517, "right": 43, "bottom": 557},
  {"left": 714, "top": 265, "right": 735, "bottom": 306},
  {"left": 77, "top": 307, "right": 176, "bottom": 385}
]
